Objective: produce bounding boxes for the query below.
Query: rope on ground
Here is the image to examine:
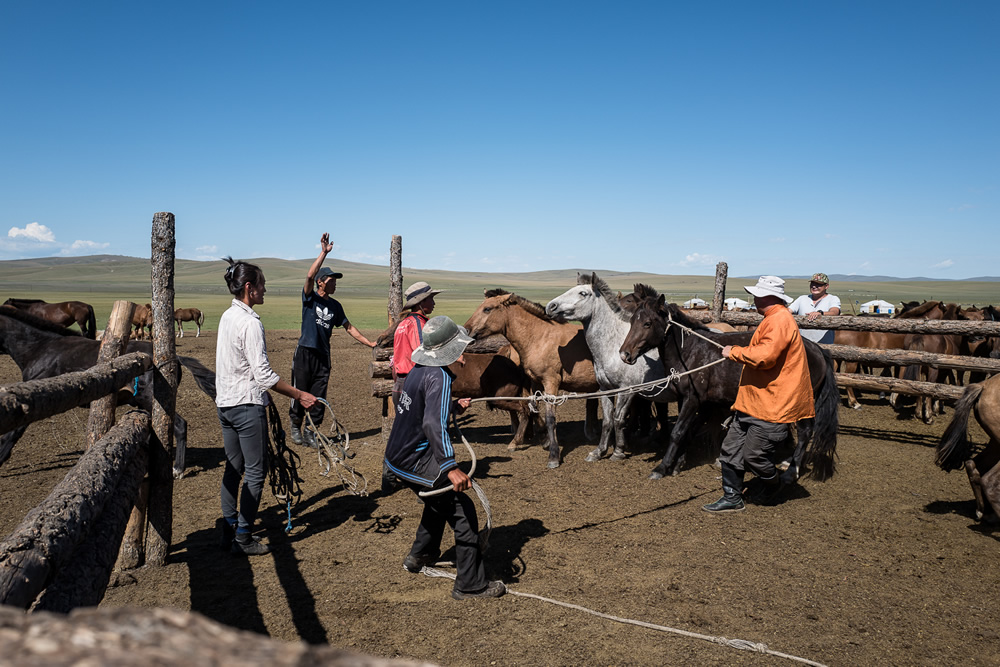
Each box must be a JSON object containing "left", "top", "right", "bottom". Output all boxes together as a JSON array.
[
  {"left": 416, "top": 566, "right": 826, "bottom": 667},
  {"left": 304, "top": 398, "right": 368, "bottom": 497}
]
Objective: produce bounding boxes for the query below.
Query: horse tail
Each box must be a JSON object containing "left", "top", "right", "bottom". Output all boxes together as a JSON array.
[
  {"left": 902, "top": 363, "right": 919, "bottom": 382},
  {"left": 196, "top": 309, "right": 204, "bottom": 326},
  {"left": 85, "top": 304, "right": 97, "bottom": 339},
  {"left": 936, "top": 382, "right": 984, "bottom": 471},
  {"left": 178, "top": 355, "right": 216, "bottom": 401},
  {"left": 804, "top": 346, "right": 839, "bottom": 481}
]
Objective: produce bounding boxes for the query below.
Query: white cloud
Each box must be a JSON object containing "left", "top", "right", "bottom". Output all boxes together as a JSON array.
[
  {"left": 931, "top": 259, "right": 954, "bottom": 269},
  {"left": 196, "top": 244, "right": 218, "bottom": 254},
  {"left": 824, "top": 233, "right": 837, "bottom": 239},
  {"left": 8, "top": 222, "right": 56, "bottom": 243},
  {"left": 949, "top": 204, "right": 974, "bottom": 212},
  {"left": 677, "top": 252, "right": 722, "bottom": 268},
  {"left": 60, "top": 240, "right": 111, "bottom": 256},
  {"left": 339, "top": 251, "right": 388, "bottom": 264}
]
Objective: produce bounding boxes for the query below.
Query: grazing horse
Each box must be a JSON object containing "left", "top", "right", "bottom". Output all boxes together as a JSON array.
[
  {"left": 131, "top": 303, "right": 152, "bottom": 340},
  {"left": 174, "top": 307, "right": 204, "bottom": 337},
  {"left": 464, "top": 289, "right": 600, "bottom": 468},
  {"left": 546, "top": 274, "right": 672, "bottom": 465},
  {"left": 0, "top": 306, "right": 216, "bottom": 477},
  {"left": 619, "top": 292, "right": 840, "bottom": 481},
  {"left": 936, "top": 373, "right": 1000, "bottom": 522},
  {"left": 3, "top": 297, "right": 97, "bottom": 339}
]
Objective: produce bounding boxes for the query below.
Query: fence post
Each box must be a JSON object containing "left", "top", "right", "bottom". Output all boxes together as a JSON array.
[
  {"left": 380, "top": 235, "right": 404, "bottom": 443},
  {"left": 712, "top": 262, "right": 727, "bottom": 321},
  {"left": 87, "top": 300, "right": 136, "bottom": 448},
  {"left": 146, "top": 212, "right": 179, "bottom": 566}
]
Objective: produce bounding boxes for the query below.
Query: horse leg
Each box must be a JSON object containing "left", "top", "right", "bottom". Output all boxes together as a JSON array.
[
  {"left": 610, "top": 394, "right": 636, "bottom": 461},
  {"left": 583, "top": 398, "right": 600, "bottom": 441},
  {"left": 173, "top": 414, "right": 188, "bottom": 479},
  {"left": 980, "top": 461, "right": 1000, "bottom": 523},
  {"left": 177, "top": 321, "right": 184, "bottom": 338},
  {"left": 544, "top": 402, "right": 560, "bottom": 469},
  {"left": 843, "top": 361, "right": 862, "bottom": 409},
  {"left": 585, "top": 395, "right": 615, "bottom": 462},
  {"left": 196, "top": 323, "right": 201, "bottom": 337},
  {"left": 650, "top": 397, "right": 699, "bottom": 480},
  {"left": 508, "top": 408, "right": 529, "bottom": 451},
  {"left": 0, "top": 426, "right": 29, "bottom": 467}
]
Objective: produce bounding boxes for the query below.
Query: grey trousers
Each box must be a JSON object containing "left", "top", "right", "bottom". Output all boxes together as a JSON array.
[
  {"left": 719, "top": 412, "right": 790, "bottom": 482},
  {"left": 218, "top": 404, "right": 268, "bottom": 534}
]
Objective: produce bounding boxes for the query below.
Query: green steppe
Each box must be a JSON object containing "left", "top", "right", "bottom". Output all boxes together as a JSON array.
[{"left": 1, "top": 255, "right": 997, "bottom": 333}]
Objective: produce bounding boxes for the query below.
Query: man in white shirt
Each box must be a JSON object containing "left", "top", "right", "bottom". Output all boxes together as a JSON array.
[{"left": 787, "top": 272, "right": 841, "bottom": 344}]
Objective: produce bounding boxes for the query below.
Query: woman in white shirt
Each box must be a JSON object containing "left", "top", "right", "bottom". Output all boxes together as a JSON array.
[{"left": 217, "top": 257, "right": 317, "bottom": 556}]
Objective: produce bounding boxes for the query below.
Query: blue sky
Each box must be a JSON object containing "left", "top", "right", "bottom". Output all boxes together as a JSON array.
[{"left": 1, "top": 2, "right": 996, "bottom": 278}]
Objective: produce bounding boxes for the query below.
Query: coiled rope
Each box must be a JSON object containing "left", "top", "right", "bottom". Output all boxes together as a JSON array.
[
  {"left": 263, "top": 400, "right": 304, "bottom": 533},
  {"left": 304, "top": 398, "right": 368, "bottom": 497}
]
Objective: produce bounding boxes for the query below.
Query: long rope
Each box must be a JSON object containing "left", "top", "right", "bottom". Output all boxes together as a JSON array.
[
  {"left": 415, "top": 566, "right": 826, "bottom": 666},
  {"left": 304, "top": 398, "right": 368, "bottom": 497},
  {"left": 263, "top": 401, "right": 304, "bottom": 532}
]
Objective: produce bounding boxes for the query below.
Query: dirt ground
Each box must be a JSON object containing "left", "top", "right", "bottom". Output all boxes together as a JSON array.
[{"left": 2, "top": 329, "right": 999, "bottom": 666}]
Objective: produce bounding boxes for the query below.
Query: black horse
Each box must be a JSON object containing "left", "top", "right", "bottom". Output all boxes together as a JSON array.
[
  {"left": 0, "top": 305, "right": 216, "bottom": 476},
  {"left": 619, "top": 290, "right": 839, "bottom": 482}
]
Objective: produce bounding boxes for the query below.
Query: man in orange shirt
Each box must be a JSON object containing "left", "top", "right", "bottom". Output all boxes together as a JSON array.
[{"left": 704, "top": 276, "right": 815, "bottom": 513}]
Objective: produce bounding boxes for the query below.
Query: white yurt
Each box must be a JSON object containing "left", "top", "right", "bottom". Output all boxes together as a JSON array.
[
  {"left": 724, "top": 297, "right": 753, "bottom": 311},
  {"left": 859, "top": 299, "right": 895, "bottom": 314},
  {"left": 682, "top": 297, "right": 709, "bottom": 309}
]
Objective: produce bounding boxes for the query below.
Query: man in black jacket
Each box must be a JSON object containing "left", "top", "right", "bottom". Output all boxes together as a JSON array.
[{"left": 383, "top": 316, "right": 506, "bottom": 601}]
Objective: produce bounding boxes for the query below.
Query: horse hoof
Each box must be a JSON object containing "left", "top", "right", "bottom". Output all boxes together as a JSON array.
[
  {"left": 547, "top": 460, "right": 560, "bottom": 469},
  {"left": 648, "top": 471, "right": 664, "bottom": 481},
  {"left": 584, "top": 450, "right": 602, "bottom": 462},
  {"left": 610, "top": 450, "right": 626, "bottom": 461},
  {"left": 851, "top": 404, "right": 862, "bottom": 410},
  {"left": 172, "top": 468, "right": 185, "bottom": 480}
]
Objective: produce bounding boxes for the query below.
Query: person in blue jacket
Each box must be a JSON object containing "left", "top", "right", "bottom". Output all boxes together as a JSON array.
[{"left": 383, "top": 315, "right": 506, "bottom": 600}]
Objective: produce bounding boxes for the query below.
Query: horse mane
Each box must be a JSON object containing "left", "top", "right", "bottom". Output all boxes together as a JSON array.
[
  {"left": 632, "top": 283, "right": 659, "bottom": 300},
  {"left": 576, "top": 272, "right": 627, "bottom": 319},
  {"left": 943, "top": 302, "right": 960, "bottom": 319},
  {"left": 484, "top": 288, "right": 511, "bottom": 298},
  {"left": 3, "top": 298, "right": 46, "bottom": 306},
  {"left": 897, "top": 300, "right": 942, "bottom": 318},
  {"left": 660, "top": 302, "right": 713, "bottom": 332},
  {"left": 502, "top": 293, "right": 553, "bottom": 320},
  {"left": 0, "top": 305, "right": 83, "bottom": 337}
]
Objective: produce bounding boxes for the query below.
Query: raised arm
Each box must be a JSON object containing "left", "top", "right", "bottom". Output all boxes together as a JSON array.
[{"left": 304, "top": 232, "right": 334, "bottom": 295}]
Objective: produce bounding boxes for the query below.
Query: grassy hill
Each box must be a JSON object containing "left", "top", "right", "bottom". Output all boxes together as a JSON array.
[{"left": 2, "top": 255, "right": 998, "bottom": 332}]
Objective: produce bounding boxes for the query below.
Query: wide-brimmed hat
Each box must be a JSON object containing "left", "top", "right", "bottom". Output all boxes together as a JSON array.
[
  {"left": 403, "top": 281, "right": 442, "bottom": 310},
  {"left": 317, "top": 267, "right": 343, "bottom": 281},
  {"left": 411, "top": 316, "right": 473, "bottom": 367},
  {"left": 744, "top": 275, "right": 793, "bottom": 304},
  {"left": 810, "top": 272, "right": 829, "bottom": 285}
]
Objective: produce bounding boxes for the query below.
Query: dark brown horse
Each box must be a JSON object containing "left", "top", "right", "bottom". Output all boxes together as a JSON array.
[
  {"left": 448, "top": 349, "right": 534, "bottom": 450},
  {"left": 174, "top": 307, "right": 204, "bottom": 337},
  {"left": 619, "top": 291, "right": 840, "bottom": 481},
  {"left": 901, "top": 302, "right": 967, "bottom": 424},
  {"left": 0, "top": 305, "right": 216, "bottom": 476},
  {"left": 937, "top": 373, "right": 1000, "bottom": 522},
  {"left": 3, "top": 297, "right": 97, "bottom": 339}
]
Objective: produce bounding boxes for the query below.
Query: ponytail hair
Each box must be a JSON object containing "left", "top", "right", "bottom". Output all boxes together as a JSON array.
[{"left": 222, "top": 256, "right": 264, "bottom": 298}]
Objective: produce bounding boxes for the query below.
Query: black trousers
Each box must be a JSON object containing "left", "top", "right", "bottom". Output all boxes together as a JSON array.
[
  {"left": 406, "top": 482, "right": 488, "bottom": 593},
  {"left": 289, "top": 345, "right": 330, "bottom": 426},
  {"left": 719, "top": 411, "right": 790, "bottom": 481}
]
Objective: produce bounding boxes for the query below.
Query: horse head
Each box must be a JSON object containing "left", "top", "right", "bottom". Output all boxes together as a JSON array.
[
  {"left": 620, "top": 294, "right": 667, "bottom": 365},
  {"left": 546, "top": 272, "right": 625, "bottom": 323},
  {"left": 464, "top": 290, "right": 515, "bottom": 340}
]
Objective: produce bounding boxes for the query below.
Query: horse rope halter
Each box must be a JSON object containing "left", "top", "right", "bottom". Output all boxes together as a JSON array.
[{"left": 303, "top": 398, "right": 368, "bottom": 497}]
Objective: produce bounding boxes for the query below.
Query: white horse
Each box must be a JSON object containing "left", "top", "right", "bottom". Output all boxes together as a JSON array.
[{"left": 546, "top": 273, "right": 671, "bottom": 462}]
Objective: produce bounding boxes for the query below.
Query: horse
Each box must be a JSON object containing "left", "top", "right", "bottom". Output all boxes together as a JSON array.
[
  {"left": 3, "top": 297, "right": 97, "bottom": 339},
  {"left": 464, "top": 289, "right": 600, "bottom": 468},
  {"left": 174, "top": 307, "right": 204, "bottom": 337},
  {"left": 936, "top": 373, "right": 1000, "bottom": 522},
  {"left": 448, "top": 349, "right": 534, "bottom": 450},
  {"left": 0, "top": 305, "right": 216, "bottom": 477},
  {"left": 131, "top": 303, "right": 152, "bottom": 340},
  {"left": 901, "top": 302, "right": 966, "bottom": 424},
  {"left": 546, "top": 274, "right": 672, "bottom": 466},
  {"left": 969, "top": 305, "right": 1000, "bottom": 384},
  {"left": 618, "top": 291, "right": 840, "bottom": 481}
]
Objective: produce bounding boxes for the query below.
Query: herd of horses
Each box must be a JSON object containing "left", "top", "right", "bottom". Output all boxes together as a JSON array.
[{"left": 1, "top": 279, "right": 999, "bottom": 524}]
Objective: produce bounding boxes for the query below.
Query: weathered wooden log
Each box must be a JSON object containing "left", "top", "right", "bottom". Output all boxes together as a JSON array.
[
  {"left": 373, "top": 379, "right": 394, "bottom": 399},
  {"left": 0, "top": 353, "right": 152, "bottom": 436},
  {"left": 835, "top": 373, "right": 965, "bottom": 401},
  {"left": 388, "top": 234, "right": 402, "bottom": 326},
  {"left": 371, "top": 360, "right": 393, "bottom": 380},
  {"left": 115, "top": 477, "right": 148, "bottom": 571},
  {"left": 825, "top": 344, "right": 1000, "bottom": 374},
  {"left": 373, "top": 345, "right": 393, "bottom": 362},
  {"left": 0, "top": 410, "right": 150, "bottom": 609},
  {"left": 714, "top": 311, "right": 1000, "bottom": 335},
  {"left": 146, "top": 211, "right": 180, "bottom": 566},
  {"left": 34, "top": 436, "right": 148, "bottom": 612},
  {"left": 87, "top": 300, "right": 137, "bottom": 449},
  {"left": 712, "top": 261, "right": 727, "bottom": 321},
  {"left": 0, "top": 605, "right": 424, "bottom": 666}
]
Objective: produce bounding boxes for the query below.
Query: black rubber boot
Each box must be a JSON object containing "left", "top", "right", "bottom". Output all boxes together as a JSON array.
[
  {"left": 289, "top": 419, "right": 303, "bottom": 446},
  {"left": 751, "top": 474, "right": 785, "bottom": 505},
  {"left": 702, "top": 463, "right": 746, "bottom": 513}
]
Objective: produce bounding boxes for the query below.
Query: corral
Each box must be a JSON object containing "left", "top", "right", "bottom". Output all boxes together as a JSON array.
[{"left": 1, "top": 329, "right": 998, "bottom": 666}]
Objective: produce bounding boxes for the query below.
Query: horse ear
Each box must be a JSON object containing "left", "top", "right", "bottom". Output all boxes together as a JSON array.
[{"left": 656, "top": 294, "right": 666, "bottom": 310}]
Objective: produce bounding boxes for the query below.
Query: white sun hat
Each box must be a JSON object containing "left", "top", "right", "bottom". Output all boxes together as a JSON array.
[{"left": 743, "top": 275, "right": 793, "bottom": 304}]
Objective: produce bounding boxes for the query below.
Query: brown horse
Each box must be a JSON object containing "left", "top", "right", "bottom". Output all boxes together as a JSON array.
[
  {"left": 901, "top": 302, "right": 967, "bottom": 424},
  {"left": 174, "top": 307, "right": 204, "bottom": 337},
  {"left": 464, "top": 289, "right": 600, "bottom": 468},
  {"left": 2, "top": 298, "right": 96, "bottom": 339},
  {"left": 131, "top": 303, "right": 152, "bottom": 340},
  {"left": 448, "top": 348, "right": 534, "bottom": 450},
  {"left": 937, "top": 373, "right": 1000, "bottom": 522}
]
